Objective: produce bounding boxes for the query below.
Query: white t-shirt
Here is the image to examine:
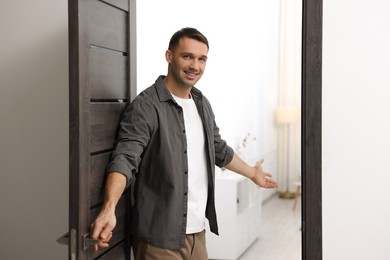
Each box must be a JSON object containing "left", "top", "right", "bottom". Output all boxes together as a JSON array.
[{"left": 172, "top": 94, "right": 208, "bottom": 234}]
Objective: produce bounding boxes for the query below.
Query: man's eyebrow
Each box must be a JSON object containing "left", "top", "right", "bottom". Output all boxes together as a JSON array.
[
  {"left": 180, "top": 52, "right": 194, "bottom": 56},
  {"left": 180, "top": 52, "right": 208, "bottom": 59}
]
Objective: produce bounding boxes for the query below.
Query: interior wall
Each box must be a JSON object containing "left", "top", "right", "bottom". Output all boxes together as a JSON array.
[
  {"left": 0, "top": 0, "right": 68, "bottom": 259},
  {"left": 323, "top": 0, "right": 390, "bottom": 259},
  {"left": 277, "top": 0, "right": 302, "bottom": 193},
  {"left": 137, "top": 0, "right": 281, "bottom": 201}
]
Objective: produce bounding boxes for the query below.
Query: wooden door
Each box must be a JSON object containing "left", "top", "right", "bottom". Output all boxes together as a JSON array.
[{"left": 67, "top": 0, "right": 136, "bottom": 259}]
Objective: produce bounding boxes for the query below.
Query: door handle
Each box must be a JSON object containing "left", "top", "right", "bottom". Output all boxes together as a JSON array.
[
  {"left": 82, "top": 233, "right": 99, "bottom": 250},
  {"left": 57, "top": 229, "right": 99, "bottom": 256}
]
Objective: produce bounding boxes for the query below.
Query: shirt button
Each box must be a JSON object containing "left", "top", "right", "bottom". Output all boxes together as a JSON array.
[
  {"left": 184, "top": 150, "right": 187, "bottom": 154},
  {"left": 183, "top": 213, "right": 187, "bottom": 217},
  {"left": 184, "top": 192, "right": 188, "bottom": 196},
  {"left": 183, "top": 129, "right": 185, "bottom": 133},
  {"left": 184, "top": 171, "right": 188, "bottom": 175}
]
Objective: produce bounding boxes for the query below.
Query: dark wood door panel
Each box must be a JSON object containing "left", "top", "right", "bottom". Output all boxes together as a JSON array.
[
  {"left": 94, "top": 243, "right": 127, "bottom": 260},
  {"left": 68, "top": 0, "right": 135, "bottom": 258},
  {"left": 100, "top": 0, "right": 129, "bottom": 12},
  {"left": 88, "top": 0, "right": 128, "bottom": 52},
  {"left": 89, "top": 46, "right": 128, "bottom": 100},
  {"left": 90, "top": 102, "right": 127, "bottom": 153},
  {"left": 90, "top": 152, "right": 110, "bottom": 207},
  {"left": 89, "top": 152, "right": 131, "bottom": 208}
]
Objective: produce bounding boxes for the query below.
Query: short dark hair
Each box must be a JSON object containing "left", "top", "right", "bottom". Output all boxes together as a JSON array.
[{"left": 168, "top": 27, "right": 209, "bottom": 51}]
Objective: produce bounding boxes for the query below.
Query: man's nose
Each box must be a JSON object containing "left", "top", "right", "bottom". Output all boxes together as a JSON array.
[{"left": 189, "top": 59, "right": 199, "bottom": 70}]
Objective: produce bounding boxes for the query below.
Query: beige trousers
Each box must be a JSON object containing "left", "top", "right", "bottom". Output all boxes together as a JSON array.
[{"left": 132, "top": 230, "right": 208, "bottom": 260}]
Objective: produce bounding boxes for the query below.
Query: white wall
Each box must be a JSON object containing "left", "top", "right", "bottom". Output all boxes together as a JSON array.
[
  {"left": 137, "top": 0, "right": 281, "bottom": 196},
  {"left": 277, "top": 0, "right": 302, "bottom": 193},
  {"left": 323, "top": 0, "right": 390, "bottom": 259},
  {"left": 0, "top": 0, "right": 68, "bottom": 259}
]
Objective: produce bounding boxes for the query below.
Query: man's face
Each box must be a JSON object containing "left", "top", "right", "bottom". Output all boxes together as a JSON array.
[{"left": 166, "top": 37, "right": 208, "bottom": 89}]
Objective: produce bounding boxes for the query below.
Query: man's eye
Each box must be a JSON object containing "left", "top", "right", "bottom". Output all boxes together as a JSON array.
[
  {"left": 199, "top": 58, "right": 207, "bottom": 63},
  {"left": 183, "top": 55, "right": 191, "bottom": 60}
]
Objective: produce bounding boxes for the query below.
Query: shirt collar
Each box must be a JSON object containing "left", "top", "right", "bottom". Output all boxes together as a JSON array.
[{"left": 154, "top": 75, "right": 203, "bottom": 102}]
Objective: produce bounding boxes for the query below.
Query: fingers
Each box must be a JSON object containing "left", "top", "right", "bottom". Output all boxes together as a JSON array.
[
  {"left": 106, "top": 231, "right": 113, "bottom": 241},
  {"left": 92, "top": 231, "right": 113, "bottom": 251},
  {"left": 91, "top": 222, "right": 101, "bottom": 241},
  {"left": 91, "top": 222, "right": 103, "bottom": 251},
  {"left": 258, "top": 158, "right": 264, "bottom": 164},
  {"left": 264, "top": 172, "right": 278, "bottom": 188},
  {"left": 100, "top": 223, "right": 114, "bottom": 240},
  {"left": 91, "top": 220, "right": 115, "bottom": 251},
  {"left": 95, "top": 232, "right": 113, "bottom": 250},
  {"left": 266, "top": 178, "right": 278, "bottom": 188},
  {"left": 255, "top": 158, "right": 265, "bottom": 168}
]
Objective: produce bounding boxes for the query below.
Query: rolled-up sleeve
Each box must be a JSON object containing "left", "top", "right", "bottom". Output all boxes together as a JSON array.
[
  {"left": 106, "top": 95, "right": 156, "bottom": 187},
  {"left": 212, "top": 119, "right": 234, "bottom": 168}
]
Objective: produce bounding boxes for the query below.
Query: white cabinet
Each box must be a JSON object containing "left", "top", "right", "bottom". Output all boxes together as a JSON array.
[{"left": 206, "top": 169, "right": 263, "bottom": 260}]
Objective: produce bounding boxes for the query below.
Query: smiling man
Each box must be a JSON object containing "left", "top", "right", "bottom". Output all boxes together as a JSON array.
[{"left": 91, "top": 27, "right": 277, "bottom": 260}]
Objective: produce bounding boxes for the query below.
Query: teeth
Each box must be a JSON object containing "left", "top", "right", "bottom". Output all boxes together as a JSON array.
[{"left": 186, "top": 72, "right": 197, "bottom": 76}]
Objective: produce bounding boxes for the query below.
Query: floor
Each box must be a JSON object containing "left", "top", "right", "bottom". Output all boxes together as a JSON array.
[{"left": 237, "top": 194, "right": 301, "bottom": 260}]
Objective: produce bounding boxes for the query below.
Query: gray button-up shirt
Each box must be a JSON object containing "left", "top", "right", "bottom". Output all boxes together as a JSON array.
[{"left": 106, "top": 76, "right": 234, "bottom": 249}]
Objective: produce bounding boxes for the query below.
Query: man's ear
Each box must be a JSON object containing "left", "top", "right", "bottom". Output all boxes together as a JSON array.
[{"left": 165, "top": 50, "right": 172, "bottom": 63}]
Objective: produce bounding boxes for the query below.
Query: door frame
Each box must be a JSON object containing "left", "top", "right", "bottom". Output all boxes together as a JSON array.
[{"left": 301, "top": 0, "right": 322, "bottom": 259}]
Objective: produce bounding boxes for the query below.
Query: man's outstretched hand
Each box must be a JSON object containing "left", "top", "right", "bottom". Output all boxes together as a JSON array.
[{"left": 250, "top": 159, "right": 278, "bottom": 189}]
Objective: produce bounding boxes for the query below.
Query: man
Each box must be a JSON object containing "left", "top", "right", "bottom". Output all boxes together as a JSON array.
[{"left": 91, "top": 27, "right": 277, "bottom": 260}]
